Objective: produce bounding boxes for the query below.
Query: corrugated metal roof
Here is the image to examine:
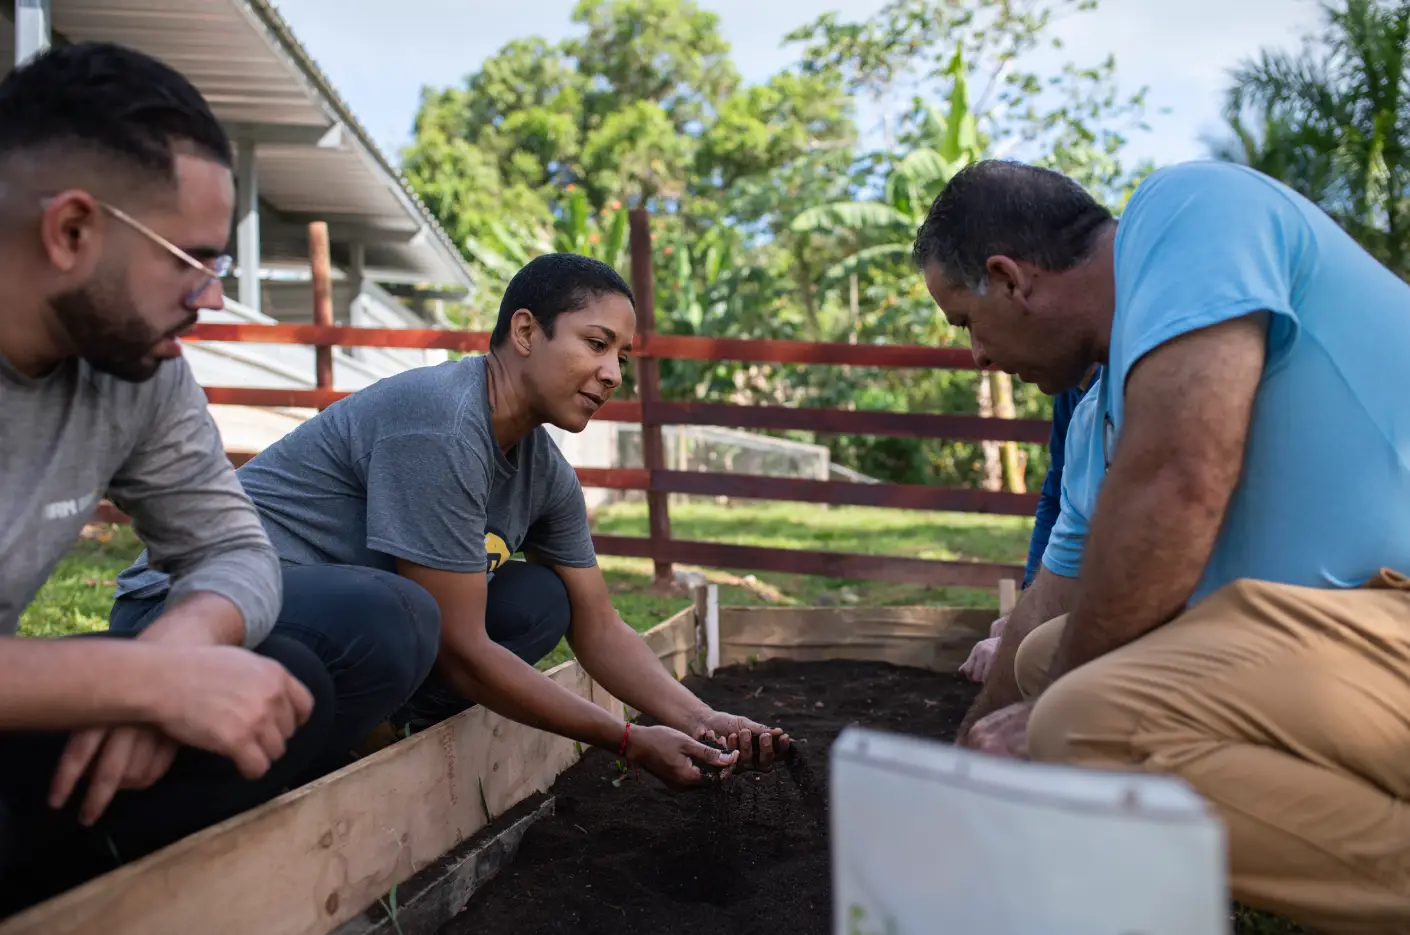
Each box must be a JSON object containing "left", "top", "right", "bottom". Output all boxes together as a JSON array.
[{"left": 2, "top": 0, "right": 475, "bottom": 291}]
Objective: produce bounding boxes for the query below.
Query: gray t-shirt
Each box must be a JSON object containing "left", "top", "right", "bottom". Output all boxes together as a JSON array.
[
  {"left": 1, "top": 352, "right": 280, "bottom": 645},
  {"left": 116, "top": 355, "right": 596, "bottom": 599}
]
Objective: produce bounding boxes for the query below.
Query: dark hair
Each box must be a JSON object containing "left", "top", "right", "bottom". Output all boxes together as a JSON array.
[
  {"left": 912, "top": 160, "right": 1113, "bottom": 292},
  {"left": 0, "top": 41, "right": 232, "bottom": 184},
  {"left": 490, "top": 253, "right": 634, "bottom": 348}
]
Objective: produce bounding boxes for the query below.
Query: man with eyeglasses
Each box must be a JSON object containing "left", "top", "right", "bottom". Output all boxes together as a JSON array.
[{"left": 0, "top": 42, "right": 353, "bottom": 915}]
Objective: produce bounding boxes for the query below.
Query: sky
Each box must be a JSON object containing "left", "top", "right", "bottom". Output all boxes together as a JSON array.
[{"left": 271, "top": 0, "right": 1325, "bottom": 170}]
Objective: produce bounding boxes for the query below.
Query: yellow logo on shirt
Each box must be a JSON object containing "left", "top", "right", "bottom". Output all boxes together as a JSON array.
[{"left": 485, "top": 531, "right": 511, "bottom": 574}]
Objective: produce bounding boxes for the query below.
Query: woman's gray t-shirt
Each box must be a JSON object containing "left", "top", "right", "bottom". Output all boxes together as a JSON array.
[{"left": 116, "top": 355, "right": 597, "bottom": 600}]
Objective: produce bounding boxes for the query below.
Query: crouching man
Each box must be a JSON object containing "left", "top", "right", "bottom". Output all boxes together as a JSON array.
[
  {"left": 0, "top": 43, "right": 338, "bottom": 916},
  {"left": 916, "top": 158, "right": 1410, "bottom": 935}
]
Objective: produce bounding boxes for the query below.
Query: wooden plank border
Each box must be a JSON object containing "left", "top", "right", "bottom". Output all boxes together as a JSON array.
[
  {"left": 0, "top": 605, "right": 705, "bottom": 935},
  {"left": 0, "top": 590, "right": 1008, "bottom": 935},
  {"left": 0, "top": 661, "right": 604, "bottom": 935},
  {"left": 330, "top": 798, "right": 557, "bottom": 935},
  {"left": 715, "top": 605, "right": 997, "bottom": 673}
]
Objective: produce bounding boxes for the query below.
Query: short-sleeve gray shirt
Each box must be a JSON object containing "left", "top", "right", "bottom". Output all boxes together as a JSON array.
[{"left": 116, "top": 355, "right": 596, "bottom": 598}]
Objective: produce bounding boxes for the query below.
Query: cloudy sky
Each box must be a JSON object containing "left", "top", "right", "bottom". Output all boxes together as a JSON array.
[{"left": 270, "top": 0, "right": 1323, "bottom": 169}]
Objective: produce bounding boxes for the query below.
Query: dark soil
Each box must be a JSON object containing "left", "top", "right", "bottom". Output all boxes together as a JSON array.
[
  {"left": 439, "top": 658, "right": 1309, "bottom": 935},
  {"left": 439, "top": 658, "right": 976, "bottom": 935}
]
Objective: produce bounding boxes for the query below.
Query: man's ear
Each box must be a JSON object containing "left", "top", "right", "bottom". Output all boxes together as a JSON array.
[
  {"left": 985, "top": 255, "right": 1029, "bottom": 297},
  {"left": 39, "top": 190, "right": 103, "bottom": 275},
  {"left": 508, "top": 309, "right": 536, "bottom": 358}
]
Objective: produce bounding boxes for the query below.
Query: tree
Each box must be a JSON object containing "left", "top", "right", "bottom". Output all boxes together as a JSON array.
[
  {"left": 778, "top": 1, "right": 1154, "bottom": 492},
  {"left": 1215, "top": 0, "right": 1410, "bottom": 277},
  {"left": 401, "top": 0, "right": 1153, "bottom": 493}
]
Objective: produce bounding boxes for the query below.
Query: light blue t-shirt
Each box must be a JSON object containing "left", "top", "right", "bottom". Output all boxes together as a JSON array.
[
  {"left": 1040, "top": 372, "right": 1105, "bottom": 579},
  {"left": 1054, "top": 160, "right": 1410, "bottom": 605}
]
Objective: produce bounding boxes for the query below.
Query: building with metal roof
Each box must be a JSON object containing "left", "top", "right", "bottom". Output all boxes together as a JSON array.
[
  {"left": 6, "top": 0, "right": 474, "bottom": 300},
  {"left": 6, "top": 0, "right": 480, "bottom": 447}
]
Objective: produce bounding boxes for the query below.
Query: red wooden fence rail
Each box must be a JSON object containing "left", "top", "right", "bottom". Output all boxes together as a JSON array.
[{"left": 100, "top": 212, "right": 1037, "bottom": 591}]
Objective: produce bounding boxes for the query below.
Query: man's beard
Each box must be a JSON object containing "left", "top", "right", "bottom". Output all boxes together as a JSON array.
[{"left": 50, "top": 279, "right": 193, "bottom": 383}]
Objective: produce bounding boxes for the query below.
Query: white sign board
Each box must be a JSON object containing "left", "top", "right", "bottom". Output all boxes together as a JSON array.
[{"left": 831, "top": 727, "right": 1229, "bottom": 935}]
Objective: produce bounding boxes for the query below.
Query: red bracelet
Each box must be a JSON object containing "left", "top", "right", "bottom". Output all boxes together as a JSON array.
[{"left": 618, "top": 721, "right": 631, "bottom": 757}]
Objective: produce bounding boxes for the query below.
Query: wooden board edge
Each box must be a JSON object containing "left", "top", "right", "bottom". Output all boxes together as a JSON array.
[
  {"left": 0, "top": 661, "right": 593, "bottom": 935},
  {"left": 330, "top": 797, "right": 557, "bottom": 935},
  {"left": 714, "top": 604, "right": 995, "bottom": 673},
  {"left": 0, "top": 602, "right": 704, "bottom": 935}
]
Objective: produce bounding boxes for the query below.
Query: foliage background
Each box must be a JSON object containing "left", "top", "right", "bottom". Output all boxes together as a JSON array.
[{"left": 401, "top": 0, "right": 1406, "bottom": 493}]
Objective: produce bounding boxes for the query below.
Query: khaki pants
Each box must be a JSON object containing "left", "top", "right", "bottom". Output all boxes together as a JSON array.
[{"left": 1013, "top": 573, "right": 1410, "bottom": 935}]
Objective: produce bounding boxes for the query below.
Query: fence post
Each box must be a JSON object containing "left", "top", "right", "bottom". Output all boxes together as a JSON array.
[
  {"left": 628, "top": 208, "right": 674, "bottom": 589},
  {"left": 309, "top": 221, "right": 334, "bottom": 409}
]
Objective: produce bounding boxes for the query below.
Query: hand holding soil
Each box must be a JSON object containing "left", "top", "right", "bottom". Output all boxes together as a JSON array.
[
  {"left": 625, "top": 723, "right": 739, "bottom": 789},
  {"left": 692, "top": 710, "right": 791, "bottom": 773}
]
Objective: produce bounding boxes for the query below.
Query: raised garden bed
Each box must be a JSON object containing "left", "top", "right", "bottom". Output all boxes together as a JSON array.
[
  {"left": 441, "top": 658, "right": 979, "bottom": 935},
  {"left": 1, "top": 588, "right": 1302, "bottom": 935}
]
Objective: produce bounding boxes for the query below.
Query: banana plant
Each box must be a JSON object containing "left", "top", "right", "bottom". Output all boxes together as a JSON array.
[
  {"left": 789, "top": 44, "right": 982, "bottom": 284},
  {"left": 553, "top": 187, "right": 629, "bottom": 270},
  {"left": 788, "top": 45, "right": 1026, "bottom": 493}
]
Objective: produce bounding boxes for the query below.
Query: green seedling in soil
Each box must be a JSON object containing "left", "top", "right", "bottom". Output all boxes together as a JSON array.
[{"left": 378, "top": 883, "right": 404, "bottom": 935}]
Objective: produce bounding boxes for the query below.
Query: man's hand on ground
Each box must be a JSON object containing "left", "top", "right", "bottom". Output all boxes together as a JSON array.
[
  {"left": 962, "top": 700, "right": 1035, "bottom": 759},
  {"left": 625, "top": 723, "right": 738, "bottom": 790},
  {"left": 958, "top": 614, "right": 1007, "bottom": 683},
  {"left": 690, "top": 710, "right": 790, "bottom": 773}
]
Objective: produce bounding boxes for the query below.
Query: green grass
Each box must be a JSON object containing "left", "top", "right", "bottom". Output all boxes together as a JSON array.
[
  {"left": 27, "top": 502, "right": 1032, "bottom": 660},
  {"left": 18, "top": 526, "right": 139, "bottom": 638},
  {"left": 1232, "top": 905, "right": 1313, "bottom": 934}
]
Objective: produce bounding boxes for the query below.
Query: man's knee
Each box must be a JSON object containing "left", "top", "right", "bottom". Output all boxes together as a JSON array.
[
  {"left": 485, "top": 562, "right": 571, "bottom": 665},
  {"left": 250, "top": 634, "right": 337, "bottom": 777},
  {"left": 279, "top": 566, "right": 442, "bottom": 700},
  {"left": 1014, "top": 614, "right": 1068, "bottom": 699},
  {"left": 1027, "top": 661, "right": 1142, "bottom": 767}
]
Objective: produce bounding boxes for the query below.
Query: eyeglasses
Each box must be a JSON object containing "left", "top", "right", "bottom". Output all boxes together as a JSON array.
[
  {"left": 39, "top": 196, "right": 234, "bottom": 306},
  {"left": 98, "top": 202, "right": 233, "bottom": 306}
]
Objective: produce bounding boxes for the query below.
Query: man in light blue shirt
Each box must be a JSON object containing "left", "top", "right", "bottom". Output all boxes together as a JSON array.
[{"left": 914, "top": 158, "right": 1410, "bottom": 934}]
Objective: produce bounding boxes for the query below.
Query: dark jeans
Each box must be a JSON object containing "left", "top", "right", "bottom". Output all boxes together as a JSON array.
[
  {"left": 110, "top": 559, "right": 570, "bottom": 762},
  {"left": 110, "top": 563, "right": 443, "bottom": 780},
  {"left": 0, "top": 631, "right": 335, "bottom": 918},
  {"left": 391, "top": 560, "right": 573, "bottom": 733}
]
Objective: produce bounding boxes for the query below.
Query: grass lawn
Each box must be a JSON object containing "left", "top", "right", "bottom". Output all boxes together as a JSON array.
[
  {"left": 18, "top": 502, "right": 1308, "bottom": 933},
  {"left": 22, "top": 500, "right": 1032, "bottom": 662}
]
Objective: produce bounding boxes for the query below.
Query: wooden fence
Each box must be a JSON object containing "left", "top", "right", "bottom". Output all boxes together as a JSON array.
[{"left": 97, "top": 212, "right": 1045, "bottom": 590}]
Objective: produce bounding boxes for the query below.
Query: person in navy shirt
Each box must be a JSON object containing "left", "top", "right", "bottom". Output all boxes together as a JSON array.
[
  {"left": 916, "top": 158, "right": 1410, "bottom": 934},
  {"left": 958, "top": 367, "right": 1098, "bottom": 683},
  {"left": 1022, "top": 368, "right": 1099, "bottom": 589}
]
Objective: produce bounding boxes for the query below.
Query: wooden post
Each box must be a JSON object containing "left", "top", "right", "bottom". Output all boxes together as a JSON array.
[
  {"left": 992, "top": 372, "right": 1025, "bottom": 493},
  {"left": 998, "top": 577, "right": 1018, "bottom": 616},
  {"left": 629, "top": 208, "right": 673, "bottom": 589},
  {"left": 309, "top": 221, "right": 334, "bottom": 408}
]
